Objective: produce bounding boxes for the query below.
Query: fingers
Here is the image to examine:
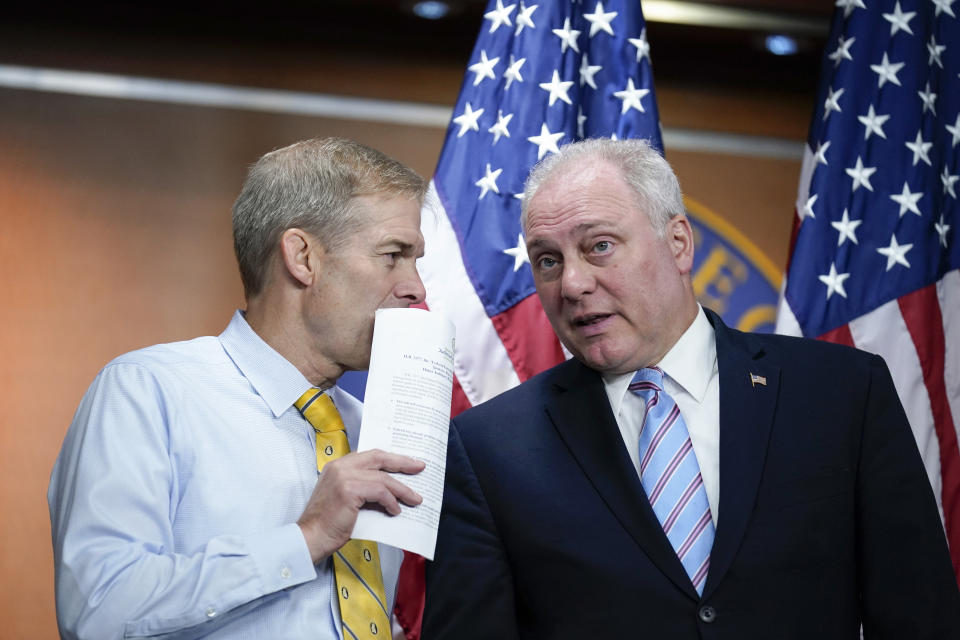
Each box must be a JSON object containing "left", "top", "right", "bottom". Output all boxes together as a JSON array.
[
  {"left": 352, "top": 449, "right": 426, "bottom": 475},
  {"left": 298, "top": 449, "right": 426, "bottom": 562},
  {"left": 379, "top": 472, "right": 423, "bottom": 511},
  {"left": 349, "top": 476, "right": 415, "bottom": 517},
  {"left": 324, "top": 452, "right": 424, "bottom": 510}
]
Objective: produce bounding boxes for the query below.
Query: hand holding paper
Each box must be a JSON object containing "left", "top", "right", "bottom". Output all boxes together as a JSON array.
[{"left": 352, "top": 308, "right": 455, "bottom": 559}]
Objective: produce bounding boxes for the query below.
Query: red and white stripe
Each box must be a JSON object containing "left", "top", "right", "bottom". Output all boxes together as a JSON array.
[{"left": 777, "top": 146, "right": 960, "bottom": 578}]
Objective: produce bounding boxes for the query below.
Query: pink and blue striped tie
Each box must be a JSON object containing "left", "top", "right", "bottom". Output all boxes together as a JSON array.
[{"left": 630, "top": 367, "right": 714, "bottom": 595}]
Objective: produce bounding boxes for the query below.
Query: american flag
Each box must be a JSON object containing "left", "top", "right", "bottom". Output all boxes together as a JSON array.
[
  {"left": 418, "top": 0, "right": 661, "bottom": 412},
  {"left": 396, "top": 1, "right": 662, "bottom": 636},
  {"left": 775, "top": 0, "right": 960, "bottom": 580}
]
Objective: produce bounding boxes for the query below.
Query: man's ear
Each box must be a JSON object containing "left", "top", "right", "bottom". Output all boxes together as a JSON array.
[
  {"left": 668, "top": 214, "right": 695, "bottom": 275},
  {"left": 279, "top": 228, "right": 319, "bottom": 287}
]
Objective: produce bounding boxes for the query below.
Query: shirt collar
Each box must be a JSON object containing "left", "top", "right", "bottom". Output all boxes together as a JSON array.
[
  {"left": 602, "top": 305, "right": 716, "bottom": 412},
  {"left": 219, "top": 310, "right": 314, "bottom": 418},
  {"left": 656, "top": 305, "right": 716, "bottom": 403}
]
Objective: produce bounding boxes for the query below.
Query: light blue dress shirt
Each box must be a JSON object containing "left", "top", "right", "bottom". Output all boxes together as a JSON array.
[{"left": 48, "top": 311, "right": 402, "bottom": 639}]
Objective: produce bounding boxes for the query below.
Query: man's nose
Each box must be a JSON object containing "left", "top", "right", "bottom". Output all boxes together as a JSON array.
[
  {"left": 560, "top": 259, "right": 596, "bottom": 301},
  {"left": 396, "top": 263, "right": 427, "bottom": 306}
]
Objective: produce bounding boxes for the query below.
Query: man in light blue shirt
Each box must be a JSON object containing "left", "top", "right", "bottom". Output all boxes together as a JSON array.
[{"left": 48, "top": 137, "right": 429, "bottom": 639}]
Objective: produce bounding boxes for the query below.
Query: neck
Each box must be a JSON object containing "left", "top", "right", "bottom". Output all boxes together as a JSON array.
[
  {"left": 648, "top": 297, "right": 700, "bottom": 369},
  {"left": 244, "top": 292, "right": 341, "bottom": 390}
]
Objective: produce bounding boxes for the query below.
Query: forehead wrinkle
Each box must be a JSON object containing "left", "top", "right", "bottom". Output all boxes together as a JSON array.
[{"left": 378, "top": 232, "right": 425, "bottom": 253}]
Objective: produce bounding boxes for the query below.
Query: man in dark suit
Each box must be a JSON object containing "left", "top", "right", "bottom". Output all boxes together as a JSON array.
[{"left": 422, "top": 138, "right": 960, "bottom": 639}]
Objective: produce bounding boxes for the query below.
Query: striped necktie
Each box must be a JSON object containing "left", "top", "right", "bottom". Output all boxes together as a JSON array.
[
  {"left": 295, "top": 389, "right": 391, "bottom": 639},
  {"left": 629, "top": 367, "right": 715, "bottom": 595}
]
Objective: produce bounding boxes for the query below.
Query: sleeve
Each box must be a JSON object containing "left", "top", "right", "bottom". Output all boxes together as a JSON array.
[
  {"left": 421, "top": 419, "right": 520, "bottom": 640},
  {"left": 857, "top": 355, "right": 960, "bottom": 639},
  {"left": 47, "top": 363, "right": 318, "bottom": 640}
]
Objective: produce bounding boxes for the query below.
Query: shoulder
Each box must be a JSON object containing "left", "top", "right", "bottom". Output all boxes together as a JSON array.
[
  {"left": 453, "top": 358, "right": 586, "bottom": 425},
  {"left": 101, "top": 336, "right": 231, "bottom": 382},
  {"left": 77, "top": 336, "right": 233, "bottom": 411},
  {"left": 751, "top": 331, "right": 875, "bottom": 363},
  {"left": 709, "top": 308, "right": 880, "bottom": 374},
  {"left": 107, "top": 335, "right": 224, "bottom": 369}
]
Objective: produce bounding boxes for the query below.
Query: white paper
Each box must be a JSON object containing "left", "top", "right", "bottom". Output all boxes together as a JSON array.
[{"left": 352, "top": 308, "right": 455, "bottom": 560}]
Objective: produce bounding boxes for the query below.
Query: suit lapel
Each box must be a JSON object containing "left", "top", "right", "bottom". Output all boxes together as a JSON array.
[
  {"left": 546, "top": 360, "right": 700, "bottom": 600},
  {"left": 702, "top": 310, "right": 779, "bottom": 598}
]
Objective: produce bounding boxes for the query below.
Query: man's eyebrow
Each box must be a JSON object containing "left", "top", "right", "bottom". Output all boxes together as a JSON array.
[
  {"left": 526, "top": 222, "right": 612, "bottom": 249},
  {"left": 379, "top": 236, "right": 425, "bottom": 254}
]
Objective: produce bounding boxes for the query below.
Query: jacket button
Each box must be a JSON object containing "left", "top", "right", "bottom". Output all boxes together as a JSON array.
[{"left": 698, "top": 605, "right": 717, "bottom": 623}]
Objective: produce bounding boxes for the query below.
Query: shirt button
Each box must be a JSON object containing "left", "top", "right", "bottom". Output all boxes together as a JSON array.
[
  {"left": 698, "top": 605, "right": 716, "bottom": 623},
  {"left": 205, "top": 607, "right": 217, "bottom": 619},
  {"left": 280, "top": 566, "right": 291, "bottom": 579}
]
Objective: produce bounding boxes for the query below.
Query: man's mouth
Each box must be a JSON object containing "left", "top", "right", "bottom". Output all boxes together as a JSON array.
[{"left": 572, "top": 313, "right": 612, "bottom": 327}]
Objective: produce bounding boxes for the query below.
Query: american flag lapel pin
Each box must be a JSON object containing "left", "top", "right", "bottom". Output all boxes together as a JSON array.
[{"left": 750, "top": 373, "right": 767, "bottom": 387}]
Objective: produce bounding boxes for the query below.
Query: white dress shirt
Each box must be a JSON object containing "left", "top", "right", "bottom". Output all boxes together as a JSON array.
[
  {"left": 48, "top": 310, "right": 402, "bottom": 639},
  {"left": 603, "top": 306, "right": 721, "bottom": 521}
]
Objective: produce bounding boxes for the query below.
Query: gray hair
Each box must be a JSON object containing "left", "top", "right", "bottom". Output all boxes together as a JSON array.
[
  {"left": 232, "top": 137, "right": 426, "bottom": 298},
  {"left": 521, "top": 138, "right": 684, "bottom": 236}
]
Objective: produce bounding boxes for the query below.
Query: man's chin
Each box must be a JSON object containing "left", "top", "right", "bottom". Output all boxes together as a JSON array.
[{"left": 569, "top": 343, "right": 626, "bottom": 374}]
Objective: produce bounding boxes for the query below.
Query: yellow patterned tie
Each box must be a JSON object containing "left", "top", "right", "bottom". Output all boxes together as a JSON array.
[{"left": 295, "top": 389, "right": 391, "bottom": 640}]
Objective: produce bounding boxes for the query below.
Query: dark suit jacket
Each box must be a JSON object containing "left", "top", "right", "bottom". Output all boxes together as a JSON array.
[{"left": 423, "top": 310, "right": 960, "bottom": 639}]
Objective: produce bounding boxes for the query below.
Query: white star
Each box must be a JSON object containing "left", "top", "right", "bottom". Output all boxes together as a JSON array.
[
  {"left": 846, "top": 156, "right": 877, "bottom": 192},
  {"left": 946, "top": 113, "right": 960, "bottom": 147},
  {"left": 905, "top": 130, "right": 933, "bottom": 166},
  {"left": 488, "top": 110, "right": 514, "bottom": 144},
  {"left": 836, "top": 0, "right": 866, "bottom": 18},
  {"left": 918, "top": 82, "right": 937, "bottom": 115},
  {"left": 890, "top": 181, "right": 923, "bottom": 217},
  {"left": 552, "top": 17, "right": 581, "bottom": 53},
  {"left": 928, "top": 35, "right": 947, "bottom": 68},
  {"left": 931, "top": 0, "right": 956, "bottom": 18},
  {"left": 629, "top": 28, "right": 651, "bottom": 63},
  {"left": 540, "top": 70, "right": 574, "bottom": 106},
  {"left": 871, "top": 53, "right": 905, "bottom": 88},
  {"left": 828, "top": 35, "right": 856, "bottom": 67},
  {"left": 584, "top": 1, "right": 617, "bottom": 37},
  {"left": 515, "top": 2, "right": 538, "bottom": 35},
  {"left": 528, "top": 123, "right": 564, "bottom": 160},
  {"left": 579, "top": 54, "right": 602, "bottom": 89},
  {"left": 469, "top": 50, "right": 500, "bottom": 86},
  {"left": 823, "top": 86, "right": 845, "bottom": 121},
  {"left": 858, "top": 104, "right": 890, "bottom": 140},
  {"left": 883, "top": 2, "right": 916, "bottom": 35},
  {"left": 453, "top": 102, "right": 484, "bottom": 137},
  {"left": 504, "top": 55, "right": 526, "bottom": 89},
  {"left": 877, "top": 234, "right": 913, "bottom": 271},
  {"left": 819, "top": 262, "right": 851, "bottom": 300},
  {"left": 936, "top": 214, "right": 951, "bottom": 247},
  {"left": 577, "top": 106, "right": 587, "bottom": 138},
  {"left": 803, "top": 193, "right": 818, "bottom": 219},
  {"left": 831, "top": 208, "right": 863, "bottom": 246},
  {"left": 814, "top": 140, "right": 831, "bottom": 165},
  {"left": 943, "top": 167, "right": 960, "bottom": 199},
  {"left": 613, "top": 78, "right": 649, "bottom": 114},
  {"left": 484, "top": 0, "right": 516, "bottom": 33},
  {"left": 475, "top": 163, "right": 503, "bottom": 200},
  {"left": 503, "top": 234, "right": 530, "bottom": 271}
]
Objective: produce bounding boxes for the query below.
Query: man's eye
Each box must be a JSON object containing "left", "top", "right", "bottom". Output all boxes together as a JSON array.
[
  {"left": 537, "top": 256, "right": 558, "bottom": 269},
  {"left": 594, "top": 241, "right": 612, "bottom": 253}
]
